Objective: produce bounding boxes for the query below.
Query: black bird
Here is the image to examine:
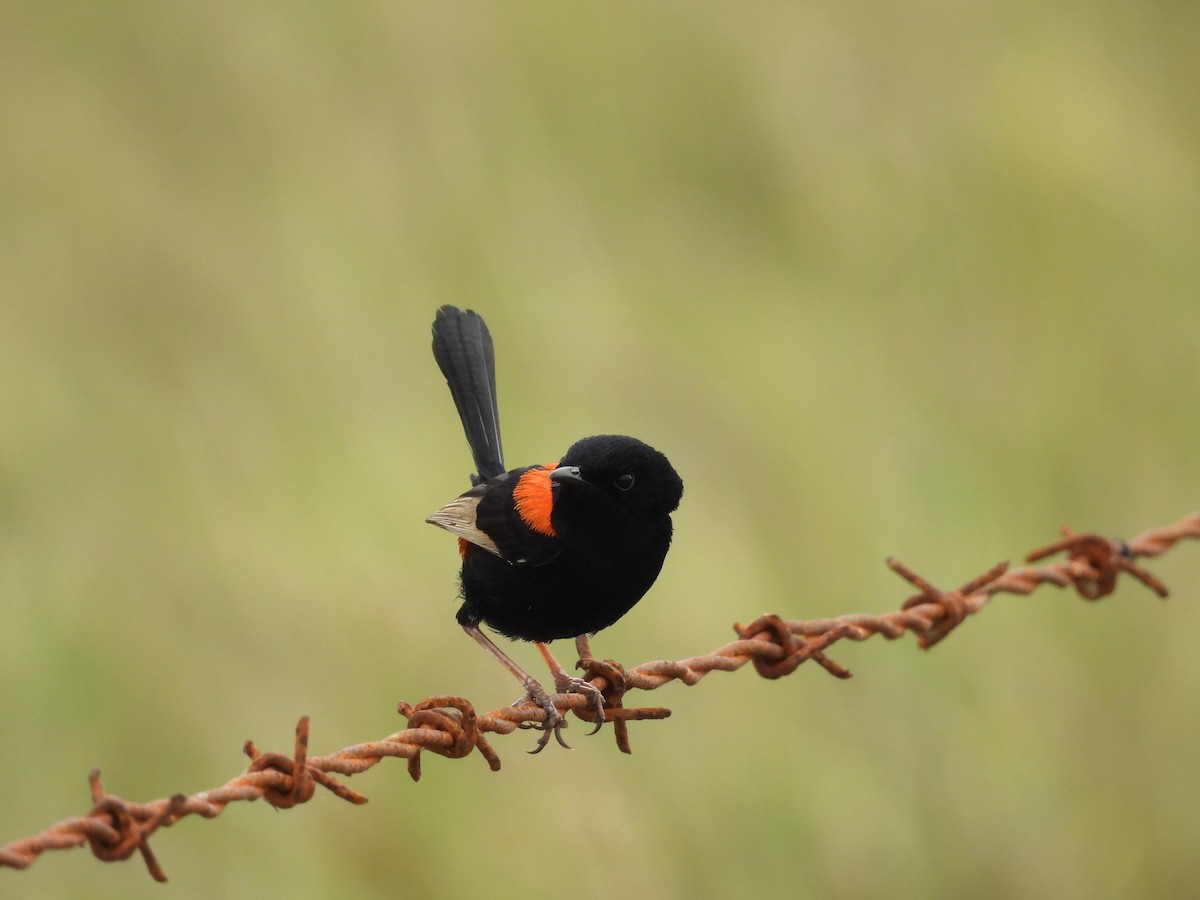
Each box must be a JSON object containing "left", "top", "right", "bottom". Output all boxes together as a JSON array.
[{"left": 426, "top": 305, "right": 683, "bottom": 749}]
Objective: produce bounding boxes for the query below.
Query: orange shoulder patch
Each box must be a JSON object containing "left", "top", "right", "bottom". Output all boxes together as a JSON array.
[{"left": 513, "top": 462, "right": 560, "bottom": 538}]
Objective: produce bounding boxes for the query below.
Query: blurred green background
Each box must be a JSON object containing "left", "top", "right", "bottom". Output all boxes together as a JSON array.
[{"left": 3, "top": 3, "right": 1198, "bottom": 898}]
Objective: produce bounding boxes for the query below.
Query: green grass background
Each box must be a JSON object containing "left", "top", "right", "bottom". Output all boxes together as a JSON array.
[{"left": 3, "top": 3, "right": 1198, "bottom": 898}]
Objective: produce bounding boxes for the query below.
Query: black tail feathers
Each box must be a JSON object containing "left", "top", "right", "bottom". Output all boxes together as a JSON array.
[{"left": 431, "top": 306, "right": 505, "bottom": 483}]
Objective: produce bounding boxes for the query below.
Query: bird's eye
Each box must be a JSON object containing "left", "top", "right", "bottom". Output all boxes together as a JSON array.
[{"left": 614, "top": 473, "right": 635, "bottom": 491}]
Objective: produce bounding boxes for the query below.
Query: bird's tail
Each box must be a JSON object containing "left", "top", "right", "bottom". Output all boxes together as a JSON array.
[{"left": 431, "top": 305, "right": 505, "bottom": 483}]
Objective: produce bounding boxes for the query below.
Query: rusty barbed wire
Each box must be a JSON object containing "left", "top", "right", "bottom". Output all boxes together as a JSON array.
[{"left": 2, "top": 512, "right": 1196, "bottom": 881}]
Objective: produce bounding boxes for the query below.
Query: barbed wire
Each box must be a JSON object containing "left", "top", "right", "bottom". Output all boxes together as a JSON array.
[{"left": 2, "top": 512, "right": 1196, "bottom": 882}]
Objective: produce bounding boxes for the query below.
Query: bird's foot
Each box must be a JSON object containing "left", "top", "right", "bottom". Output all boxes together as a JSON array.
[
  {"left": 514, "top": 672, "right": 606, "bottom": 753},
  {"left": 553, "top": 670, "right": 607, "bottom": 737},
  {"left": 514, "top": 677, "right": 572, "bottom": 753}
]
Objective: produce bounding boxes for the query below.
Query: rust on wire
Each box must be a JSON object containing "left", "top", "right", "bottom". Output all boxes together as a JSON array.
[{"left": 2, "top": 512, "right": 1196, "bottom": 881}]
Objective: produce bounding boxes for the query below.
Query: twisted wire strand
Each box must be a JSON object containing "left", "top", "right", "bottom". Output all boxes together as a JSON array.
[{"left": 2, "top": 512, "right": 1196, "bottom": 881}]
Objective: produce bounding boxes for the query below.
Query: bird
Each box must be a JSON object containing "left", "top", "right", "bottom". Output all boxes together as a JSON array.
[{"left": 426, "top": 305, "right": 683, "bottom": 750}]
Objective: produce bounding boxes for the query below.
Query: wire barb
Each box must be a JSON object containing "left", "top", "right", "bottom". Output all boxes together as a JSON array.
[{"left": 2, "top": 512, "right": 1196, "bottom": 881}]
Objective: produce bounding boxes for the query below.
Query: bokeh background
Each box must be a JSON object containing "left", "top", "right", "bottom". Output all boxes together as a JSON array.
[{"left": 3, "top": 3, "right": 1198, "bottom": 898}]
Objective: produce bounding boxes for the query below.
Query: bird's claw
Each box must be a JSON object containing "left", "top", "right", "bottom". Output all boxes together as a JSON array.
[
  {"left": 513, "top": 674, "right": 606, "bottom": 753},
  {"left": 513, "top": 684, "right": 572, "bottom": 753},
  {"left": 554, "top": 673, "right": 606, "bottom": 736}
]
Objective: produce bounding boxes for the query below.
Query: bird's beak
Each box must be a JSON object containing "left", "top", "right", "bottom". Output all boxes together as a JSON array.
[{"left": 549, "top": 464, "right": 585, "bottom": 485}]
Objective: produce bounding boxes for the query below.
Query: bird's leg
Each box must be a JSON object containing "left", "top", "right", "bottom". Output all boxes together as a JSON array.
[
  {"left": 575, "top": 633, "right": 593, "bottom": 662},
  {"left": 461, "top": 624, "right": 570, "bottom": 752},
  {"left": 537, "top": 639, "right": 606, "bottom": 736},
  {"left": 572, "top": 634, "right": 604, "bottom": 735}
]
